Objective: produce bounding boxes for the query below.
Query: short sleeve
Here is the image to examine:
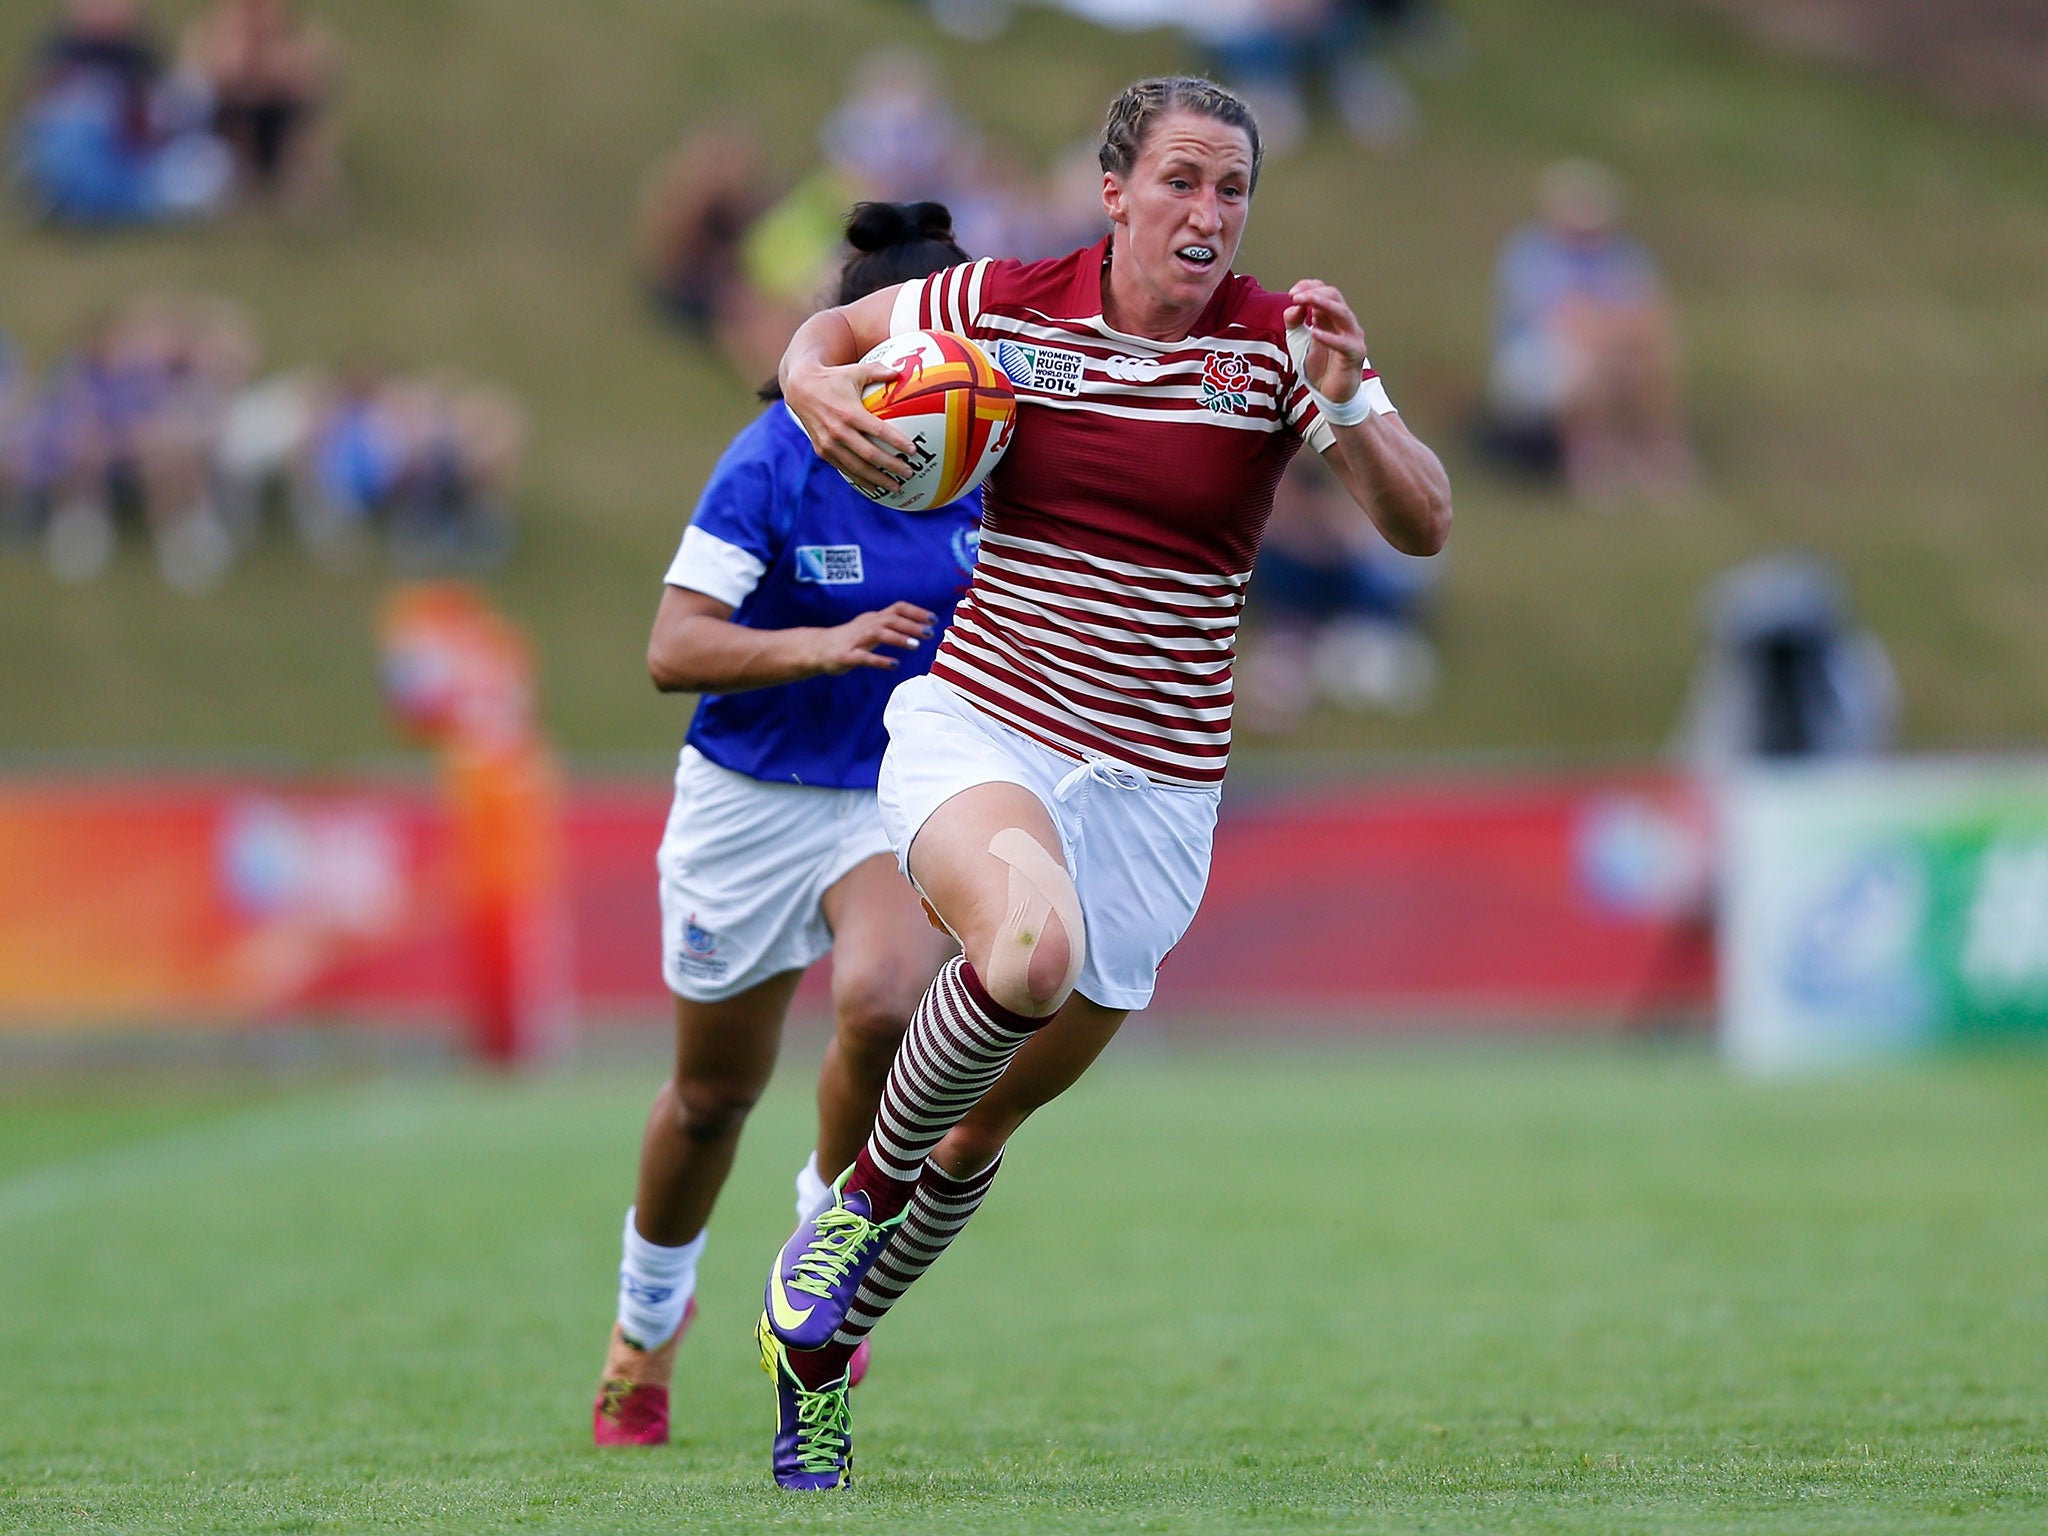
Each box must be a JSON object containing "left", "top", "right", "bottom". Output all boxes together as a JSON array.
[
  {"left": 664, "top": 414, "right": 786, "bottom": 604},
  {"left": 1283, "top": 322, "right": 1397, "bottom": 453},
  {"left": 664, "top": 525, "right": 767, "bottom": 607},
  {"left": 890, "top": 257, "right": 1001, "bottom": 339}
]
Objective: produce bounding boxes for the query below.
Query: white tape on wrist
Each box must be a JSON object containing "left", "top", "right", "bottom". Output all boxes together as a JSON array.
[{"left": 1307, "top": 381, "right": 1374, "bottom": 428}]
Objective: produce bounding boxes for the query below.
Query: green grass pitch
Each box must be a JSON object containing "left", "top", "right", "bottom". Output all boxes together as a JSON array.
[{"left": 2, "top": 1042, "right": 2044, "bottom": 1533}]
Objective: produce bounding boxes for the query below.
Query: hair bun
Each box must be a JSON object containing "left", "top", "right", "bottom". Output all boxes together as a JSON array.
[
  {"left": 845, "top": 200, "right": 955, "bottom": 252},
  {"left": 908, "top": 200, "right": 954, "bottom": 241}
]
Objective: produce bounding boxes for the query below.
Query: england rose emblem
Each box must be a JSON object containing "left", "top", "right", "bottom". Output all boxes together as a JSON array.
[{"left": 1199, "top": 351, "right": 1252, "bottom": 414}]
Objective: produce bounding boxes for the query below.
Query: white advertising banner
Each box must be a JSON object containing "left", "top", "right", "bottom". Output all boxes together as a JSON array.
[{"left": 1721, "top": 760, "right": 2048, "bottom": 1072}]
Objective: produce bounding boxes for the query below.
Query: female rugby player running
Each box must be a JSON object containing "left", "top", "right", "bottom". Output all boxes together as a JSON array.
[
  {"left": 751, "top": 77, "right": 1452, "bottom": 1489},
  {"left": 591, "top": 202, "right": 984, "bottom": 1448}
]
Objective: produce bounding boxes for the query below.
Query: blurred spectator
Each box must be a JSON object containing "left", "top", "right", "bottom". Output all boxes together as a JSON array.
[
  {"left": 14, "top": 0, "right": 230, "bottom": 226},
  {"left": 729, "top": 48, "right": 977, "bottom": 363},
  {"left": 638, "top": 124, "right": 780, "bottom": 352},
  {"left": 1241, "top": 453, "right": 1442, "bottom": 733},
  {"left": 638, "top": 54, "right": 954, "bottom": 380},
  {"left": 0, "top": 301, "right": 521, "bottom": 588},
  {"left": 1481, "top": 160, "right": 1695, "bottom": 508},
  {"left": 906, "top": 1, "right": 1456, "bottom": 155},
  {"left": 911, "top": 0, "right": 1017, "bottom": 43},
  {"left": 248, "top": 363, "right": 522, "bottom": 575},
  {"left": 384, "top": 373, "right": 523, "bottom": 575},
  {"left": 292, "top": 360, "right": 409, "bottom": 571},
  {"left": 15, "top": 295, "right": 255, "bottom": 590},
  {"left": 181, "top": 0, "right": 342, "bottom": 215},
  {"left": 1673, "top": 554, "right": 1900, "bottom": 771},
  {"left": 1192, "top": 0, "right": 1443, "bottom": 157},
  {"left": 211, "top": 361, "right": 316, "bottom": 546},
  {"left": 642, "top": 57, "right": 1111, "bottom": 379},
  {"left": 128, "top": 292, "right": 258, "bottom": 591},
  {"left": 818, "top": 48, "right": 976, "bottom": 205}
]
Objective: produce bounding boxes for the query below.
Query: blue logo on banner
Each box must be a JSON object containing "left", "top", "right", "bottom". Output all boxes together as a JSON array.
[{"left": 1783, "top": 847, "right": 1930, "bottom": 1021}]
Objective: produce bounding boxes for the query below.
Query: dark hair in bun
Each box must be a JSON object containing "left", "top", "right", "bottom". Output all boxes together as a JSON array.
[
  {"left": 757, "top": 202, "right": 975, "bottom": 401},
  {"left": 837, "top": 200, "right": 972, "bottom": 304}
]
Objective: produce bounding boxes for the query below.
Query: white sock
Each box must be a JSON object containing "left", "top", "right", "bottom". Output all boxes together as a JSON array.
[
  {"left": 795, "top": 1151, "right": 833, "bottom": 1224},
  {"left": 616, "top": 1207, "right": 704, "bottom": 1349}
]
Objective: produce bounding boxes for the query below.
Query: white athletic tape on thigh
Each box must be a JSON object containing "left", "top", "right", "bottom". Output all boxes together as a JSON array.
[{"left": 984, "top": 827, "right": 1085, "bottom": 1004}]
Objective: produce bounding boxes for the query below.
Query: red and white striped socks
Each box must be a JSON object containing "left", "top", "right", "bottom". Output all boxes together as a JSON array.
[
  {"left": 846, "top": 956, "right": 1046, "bottom": 1220},
  {"left": 784, "top": 1151, "right": 1006, "bottom": 1388},
  {"left": 834, "top": 1152, "right": 1003, "bottom": 1348},
  {"left": 783, "top": 957, "right": 1035, "bottom": 1388}
]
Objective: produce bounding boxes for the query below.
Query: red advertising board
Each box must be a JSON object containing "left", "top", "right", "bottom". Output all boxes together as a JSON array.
[
  {"left": 1160, "top": 775, "right": 1712, "bottom": 1027},
  {"left": 0, "top": 770, "right": 1713, "bottom": 1033}
]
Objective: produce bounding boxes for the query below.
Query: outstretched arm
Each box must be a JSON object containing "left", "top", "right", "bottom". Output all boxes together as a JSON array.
[
  {"left": 778, "top": 284, "right": 918, "bottom": 497},
  {"left": 1286, "top": 278, "right": 1452, "bottom": 557},
  {"left": 647, "top": 586, "right": 932, "bottom": 694}
]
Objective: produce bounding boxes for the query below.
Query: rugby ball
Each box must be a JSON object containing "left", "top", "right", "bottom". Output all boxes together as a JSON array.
[{"left": 845, "top": 329, "right": 1016, "bottom": 513}]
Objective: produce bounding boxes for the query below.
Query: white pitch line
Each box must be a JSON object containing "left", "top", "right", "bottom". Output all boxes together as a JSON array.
[{"left": 0, "top": 1083, "right": 440, "bottom": 1233}]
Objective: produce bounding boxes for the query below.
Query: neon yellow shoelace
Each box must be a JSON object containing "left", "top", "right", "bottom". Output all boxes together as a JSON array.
[
  {"left": 787, "top": 1204, "right": 881, "bottom": 1300},
  {"left": 793, "top": 1379, "right": 852, "bottom": 1474}
]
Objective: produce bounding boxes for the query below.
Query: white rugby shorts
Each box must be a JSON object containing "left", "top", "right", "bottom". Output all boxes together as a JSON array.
[
  {"left": 876, "top": 675, "right": 1221, "bottom": 1012},
  {"left": 657, "top": 746, "right": 893, "bottom": 1002}
]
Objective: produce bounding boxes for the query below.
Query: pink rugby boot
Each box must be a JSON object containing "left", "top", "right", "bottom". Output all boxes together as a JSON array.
[{"left": 592, "top": 1299, "right": 697, "bottom": 1447}]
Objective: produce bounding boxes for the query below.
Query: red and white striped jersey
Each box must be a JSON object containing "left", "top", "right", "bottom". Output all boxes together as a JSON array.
[{"left": 889, "top": 235, "right": 1395, "bottom": 787}]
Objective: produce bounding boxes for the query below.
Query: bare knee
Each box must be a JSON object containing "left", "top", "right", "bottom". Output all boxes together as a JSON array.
[
  {"left": 831, "top": 964, "right": 920, "bottom": 1061},
  {"left": 933, "top": 1120, "right": 1008, "bottom": 1180},
  {"left": 666, "top": 1078, "right": 760, "bottom": 1144},
  {"left": 977, "top": 829, "right": 1085, "bottom": 1018},
  {"left": 977, "top": 917, "right": 1076, "bottom": 1018}
]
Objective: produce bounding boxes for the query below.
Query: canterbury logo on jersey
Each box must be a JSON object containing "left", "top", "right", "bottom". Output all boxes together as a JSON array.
[
  {"left": 793, "top": 545, "right": 864, "bottom": 584},
  {"left": 1102, "top": 354, "right": 1164, "bottom": 383},
  {"left": 995, "top": 340, "right": 1084, "bottom": 397}
]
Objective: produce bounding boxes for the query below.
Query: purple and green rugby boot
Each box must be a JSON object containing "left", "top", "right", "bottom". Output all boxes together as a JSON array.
[
  {"left": 756, "top": 1312, "right": 854, "bottom": 1491},
  {"left": 763, "top": 1169, "right": 903, "bottom": 1350}
]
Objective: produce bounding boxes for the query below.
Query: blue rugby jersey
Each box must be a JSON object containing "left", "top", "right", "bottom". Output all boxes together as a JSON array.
[{"left": 665, "top": 403, "right": 982, "bottom": 789}]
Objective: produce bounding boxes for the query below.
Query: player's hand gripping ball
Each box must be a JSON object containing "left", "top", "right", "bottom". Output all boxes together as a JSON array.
[{"left": 844, "top": 330, "right": 1016, "bottom": 513}]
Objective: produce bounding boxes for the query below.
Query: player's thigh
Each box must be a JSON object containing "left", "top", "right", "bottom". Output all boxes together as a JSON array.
[
  {"left": 668, "top": 969, "right": 804, "bottom": 1097},
  {"left": 659, "top": 749, "right": 846, "bottom": 997},
  {"left": 819, "top": 852, "right": 955, "bottom": 1039},
  {"left": 952, "top": 992, "right": 1128, "bottom": 1146},
  {"left": 905, "top": 780, "right": 1071, "bottom": 975}
]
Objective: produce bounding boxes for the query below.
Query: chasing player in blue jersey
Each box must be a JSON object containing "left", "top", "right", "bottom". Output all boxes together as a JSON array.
[{"left": 592, "top": 202, "right": 982, "bottom": 1447}]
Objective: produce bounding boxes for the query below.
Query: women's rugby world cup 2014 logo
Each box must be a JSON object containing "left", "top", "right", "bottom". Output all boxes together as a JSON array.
[{"left": 1199, "top": 351, "right": 1253, "bottom": 414}]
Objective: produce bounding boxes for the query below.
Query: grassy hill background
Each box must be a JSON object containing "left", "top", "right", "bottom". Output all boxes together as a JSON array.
[{"left": 1, "top": 0, "right": 2044, "bottom": 766}]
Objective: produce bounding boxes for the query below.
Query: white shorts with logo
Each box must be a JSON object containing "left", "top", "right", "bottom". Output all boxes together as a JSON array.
[
  {"left": 876, "top": 675, "right": 1221, "bottom": 1012},
  {"left": 657, "top": 746, "right": 894, "bottom": 1002}
]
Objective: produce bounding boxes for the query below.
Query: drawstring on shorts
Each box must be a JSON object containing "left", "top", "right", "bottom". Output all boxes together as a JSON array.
[{"left": 1053, "top": 755, "right": 1149, "bottom": 802}]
